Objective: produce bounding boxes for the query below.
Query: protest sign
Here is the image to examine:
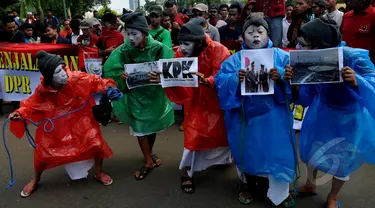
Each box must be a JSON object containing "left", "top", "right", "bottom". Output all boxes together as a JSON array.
[
  {"left": 290, "top": 47, "right": 343, "bottom": 85},
  {"left": 241, "top": 48, "right": 274, "bottom": 95},
  {"left": 158, "top": 57, "right": 198, "bottom": 88},
  {"left": 124, "top": 61, "right": 160, "bottom": 89},
  {"left": 84, "top": 53, "right": 102, "bottom": 76},
  {"left": 0, "top": 43, "right": 98, "bottom": 101}
]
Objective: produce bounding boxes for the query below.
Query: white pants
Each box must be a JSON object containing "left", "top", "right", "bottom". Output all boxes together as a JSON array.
[{"left": 179, "top": 147, "right": 232, "bottom": 178}]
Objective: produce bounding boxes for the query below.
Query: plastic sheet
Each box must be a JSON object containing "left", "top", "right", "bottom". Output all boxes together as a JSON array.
[
  {"left": 214, "top": 40, "right": 296, "bottom": 182},
  {"left": 10, "top": 70, "right": 115, "bottom": 172},
  {"left": 297, "top": 46, "right": 375, "bottom": 177},
  {"left": 164, "top": 35, "right": 231, "bottom": 151},
  {"left": 103, "top": 35, "right": 175, "bottom": 134}
]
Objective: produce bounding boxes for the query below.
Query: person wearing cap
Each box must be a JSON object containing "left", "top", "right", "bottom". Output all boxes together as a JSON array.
[
  {"left": 312, "top": 0, "right": 327, "bottom": 18},
  {"left": 98, "top": 13, "right": 124, "bottom": 64},
  {"left": 8, "top": 50, "right": 118, "bottom": 198},
  {"left": 215, "top": 14, "right": 296, "bottom": 207},
  {"left": 104, "top": 12, "right": 174, "bottom": 180},
  {"left": 25, "top": 12, "right": 35, "bottom": 24},
  {"left": 77, "top": 20, "right": 99, "bottom": 47},
  {"left": 165, "top": 0, "right": 189, "bottom": 28},
  {"left": 148, "top": 5, "right": 172, "bottom": 48},
  {"left": 150, "top": 17, "right": 230, "bottom": 194},
  {"left": 284, "top": 18, "right": 375, "bottom": 208},
  {"left": 192, "top": 3, "right": 220, "bottom": 42}
]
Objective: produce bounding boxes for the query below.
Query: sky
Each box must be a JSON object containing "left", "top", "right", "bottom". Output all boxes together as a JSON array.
[{"left": 109, "top": 0, "right": 146, "bottom": 12}]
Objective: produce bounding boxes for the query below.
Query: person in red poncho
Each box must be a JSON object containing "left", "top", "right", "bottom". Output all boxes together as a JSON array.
[
  {"left": 150, "top": 17, "right": 231, "bottom": 194},
  {"left": 9, "top": 51, "right": 117, "bottom": 198}
]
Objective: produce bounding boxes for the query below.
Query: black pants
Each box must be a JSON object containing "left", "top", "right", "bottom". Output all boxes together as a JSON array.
[{"left": 244, "top": 174, "right": 270, "bottom": 200}]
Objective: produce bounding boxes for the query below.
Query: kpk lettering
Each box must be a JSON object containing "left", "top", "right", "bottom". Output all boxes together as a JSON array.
[{"left": 162, "top": 61, "right": 194, "bottom": 79}]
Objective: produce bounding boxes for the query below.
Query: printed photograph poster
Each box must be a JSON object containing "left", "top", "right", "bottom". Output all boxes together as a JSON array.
[
  {"left": 124, "top": 61, "right": 160, "bottom": 89},
  {"left": 158, "top": 57, "right": 198, "bottom": 88},
  {"left": 84, "top": 58, "right": 103, "bottom": 76},
  {"left": 290, "top": 47, "right": 343, "bottom": 85},
  {"left": 241, "top": 48, "right": 274, "bottom": 96}
]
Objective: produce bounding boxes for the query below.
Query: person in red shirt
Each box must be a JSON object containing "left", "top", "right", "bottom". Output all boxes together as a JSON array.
[
  {"left": 98, "top": 13, "right": 124, "bottom": 64},
  {"left": 165, "top": 0, "right": 189, "bottom": 29},
  {"left": 341, "top": 0, "right": 375, "bottom": 62},
  {"left": 77, "top": 20, "right": 99, "bottom": 47}
]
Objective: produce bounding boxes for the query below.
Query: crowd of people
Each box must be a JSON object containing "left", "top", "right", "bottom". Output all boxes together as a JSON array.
[{"left": 1, "top": 0, "right": 375, "bottom": 208}]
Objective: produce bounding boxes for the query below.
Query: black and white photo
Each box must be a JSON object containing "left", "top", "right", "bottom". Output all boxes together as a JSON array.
[
  {"left": 158, "top": 57, "right": 198, "bottom": 88},
  {"left": 124, "top": 61, "right": 160, "bottom": 89},
  {"left": 241, "top": 49, "right": 274, "bottom": 95},
  {"left": 290, "top": 48, "right": 343, "bottom": 85}
]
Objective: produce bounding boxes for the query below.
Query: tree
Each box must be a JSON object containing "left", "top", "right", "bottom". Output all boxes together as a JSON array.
[{"left": 144, "top": 0, "right": 158, "bottom": 13}]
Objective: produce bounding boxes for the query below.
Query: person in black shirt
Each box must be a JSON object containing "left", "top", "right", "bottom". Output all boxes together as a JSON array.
[
  {"left": 218, "top": 3, "right": 243, "bottom": 54},
  {"left": 0, "top": 16, "right": 25, "bottom": 43}
]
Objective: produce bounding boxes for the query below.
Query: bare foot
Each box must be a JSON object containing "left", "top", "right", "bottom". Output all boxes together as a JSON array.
[
  {"left": 298, "top": 183, "right": 317, "bottom": 194},
  {"left": 327, "top": 194, "right": 339, "bottom": 208}
]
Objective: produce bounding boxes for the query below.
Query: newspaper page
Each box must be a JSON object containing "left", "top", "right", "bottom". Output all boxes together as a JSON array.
[{"left": 124, "top": 61, "right": 160, "bottom": 89}]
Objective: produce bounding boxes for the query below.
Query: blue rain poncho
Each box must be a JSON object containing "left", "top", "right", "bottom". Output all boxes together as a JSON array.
[
  {"left": 214, "top": 40, "right": 296, "bottom": 182},
  {"left": 297, "top": 46, "right": 375, "bottom": 177}
]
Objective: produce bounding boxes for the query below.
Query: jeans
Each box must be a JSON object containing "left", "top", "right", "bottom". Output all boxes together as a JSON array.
[{"left": 265, "top": 17, "right": 283, "bottom": 47}]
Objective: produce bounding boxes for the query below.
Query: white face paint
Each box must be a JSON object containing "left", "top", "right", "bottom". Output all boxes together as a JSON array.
[
  {"left": 126, "top": 28, "right": 143, "bottom": 47},
  {"left": 52, "top": 64, "right": 68, "bottom": 86},
  {"left": 180, "top": 41, "right": 197, "bottom": 57},
  {"left": 244, "top": 25, "right": 268, "bottom": 49}
]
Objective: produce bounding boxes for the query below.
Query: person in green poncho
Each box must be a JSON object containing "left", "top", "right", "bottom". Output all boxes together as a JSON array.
[
  {"left": 103, "top": 12, "right": 175, "bottom": 180},
  {"left": 148, "top": 5, "right": 173, "bottom": 48}
]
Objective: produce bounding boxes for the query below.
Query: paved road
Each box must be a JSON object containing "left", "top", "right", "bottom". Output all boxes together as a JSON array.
[{"left": 0, "top": 112, "right": 374, "bottom": 208}]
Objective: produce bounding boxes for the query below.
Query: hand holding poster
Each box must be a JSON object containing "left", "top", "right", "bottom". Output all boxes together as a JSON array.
[
  {"left": 241, "top": 48, "right": 274, "bottom": 95},
  {"left": 290, "top": 47, "right": 343, "bottom": 85},
  {"left": 158, "top": 57, "right": 198, "bottom": 88},
  {"left": 124, "top": 61, "right": 160, "bottom": 89}
]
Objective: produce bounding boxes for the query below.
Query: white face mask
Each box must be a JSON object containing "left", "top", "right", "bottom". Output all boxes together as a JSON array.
[
  {"left": 244, "top": 25, "right": 268, "bottom": 49},
  {"left": 126, "top": 28, "right": 143, "bottom": 47},
  {"left": 180, "top": 41, "right": 197, "bottom": 57},
  {"left": 52, "top": 64, "right": 68, "bottom": 85}
]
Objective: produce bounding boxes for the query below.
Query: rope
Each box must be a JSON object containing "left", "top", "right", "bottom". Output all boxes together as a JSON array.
[{"left": 2, "top": 88, "right": 122, "bottom": 190}]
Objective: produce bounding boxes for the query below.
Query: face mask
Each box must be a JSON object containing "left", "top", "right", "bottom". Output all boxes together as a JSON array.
[
  {"left": 244, "top": 25, "right": 268, "bottom": 49},
  {"left": 180, "top": 41, "right": 197, "bottom": 57},
  {"left": 52, "top": 64, "right": 68, "bottom": 85},
  {"left": 126, "top": 28, "right": 143, "bottom": 47}
]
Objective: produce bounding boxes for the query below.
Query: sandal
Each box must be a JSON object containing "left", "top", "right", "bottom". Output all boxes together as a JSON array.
[
  {"left": 180, "top": 176, "right": 195, "bottom": 194},
  {"left": 238, "top": 183, "right": 253, "bottom": 205},
  {"left": 135, "top": 165, "right": 153, "bottom": 180},
  {"left": 325, "top": 200, "right": 341, "bottom": 208},
  {"left": 282, "top": 194, "right": 296, "bottom": 208},
  {"left": 152, "top": 154, "right": 162, "bottom": 167},
  {"left": 20, "top": 181, "right": 38, "bottom": 198},
  {"left": 95, "top": 173, "right": 113, "bottom": 186},
  {"left": 296, "top": 186, "right": 318, "bottom": 198}
]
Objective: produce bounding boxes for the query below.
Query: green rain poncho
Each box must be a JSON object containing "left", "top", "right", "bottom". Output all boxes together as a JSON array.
[{"left": 103, "top": 35, "right": 175, "bottom": 134}]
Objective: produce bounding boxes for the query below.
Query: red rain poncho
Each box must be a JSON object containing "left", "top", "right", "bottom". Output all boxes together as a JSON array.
[
  {"left": 165, "top": 36, "right": 230, "bottom": 151},
  {"left": 10, "top": 70, "right": 115, "bottom": 172}
]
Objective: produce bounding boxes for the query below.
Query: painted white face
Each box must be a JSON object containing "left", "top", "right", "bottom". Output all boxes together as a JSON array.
[
  {"left": 296, "top": 36, "right": 313, "bottom": 50},
  {"left": 52, "top": 64, "right": 68, "bottom": 86},
  {"left": 126, "top": 28, "right": 143, "bottom": 47},
  {"left": 180, "top": 41, "right": 197, "bottom": 57},
  {"left": 244, "top": 25, "right": 268, "bottom": 49}
]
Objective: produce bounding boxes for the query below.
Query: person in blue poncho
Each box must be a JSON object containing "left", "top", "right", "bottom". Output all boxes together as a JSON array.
[
  {"left": 214, "top": 14, "right": 296, "bottom": 207},
  {"left": 284, "top": 18, "right": 375, "bottom": 208}
]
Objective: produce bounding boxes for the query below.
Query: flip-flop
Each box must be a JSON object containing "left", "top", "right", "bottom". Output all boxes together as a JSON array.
[
  {"left": 20, "top": 183, "right": 37, "bottom": 198},
  {"left": 95, "top": 173, "right": 113, "bottom": 186}
]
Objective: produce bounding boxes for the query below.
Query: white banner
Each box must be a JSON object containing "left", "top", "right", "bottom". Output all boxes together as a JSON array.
[{"left": 158, "top": 57, "right": 198, "bottom": 88}]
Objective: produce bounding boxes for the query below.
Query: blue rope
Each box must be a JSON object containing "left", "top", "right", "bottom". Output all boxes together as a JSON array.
[{"left": 2, "top": 88, "right": 123, "bottom": 190}]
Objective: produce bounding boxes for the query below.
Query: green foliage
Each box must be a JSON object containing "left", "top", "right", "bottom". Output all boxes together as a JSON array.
[
  {"left": 98, "top": 7, "right": 118, "bottom": 18},
  {"left": 144, "top": 0, "right": 158, "bottom": 12}
]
